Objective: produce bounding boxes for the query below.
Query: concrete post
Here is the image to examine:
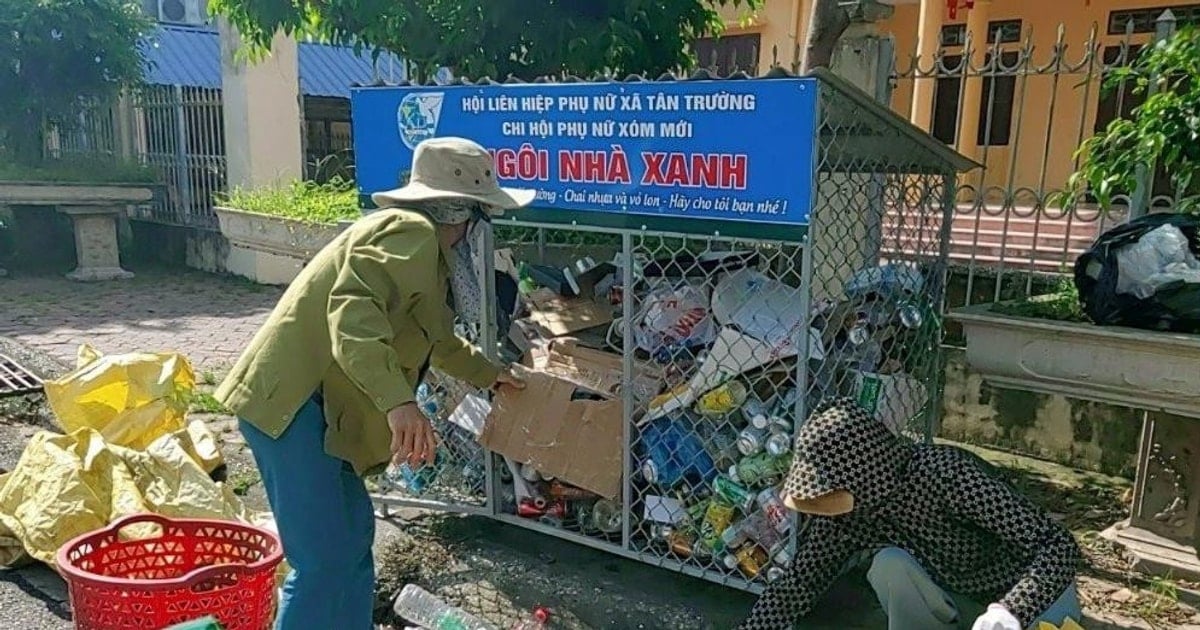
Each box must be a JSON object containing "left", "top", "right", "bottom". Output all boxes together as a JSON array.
[
  {"left": 218, "top": 21, "right": 304, "bottom": 191},
  {"left": 909, "top": 0, "right": 944, "bottom": 132}
]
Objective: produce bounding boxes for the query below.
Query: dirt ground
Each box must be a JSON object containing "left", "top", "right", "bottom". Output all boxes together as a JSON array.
[{"left": 2, "top": 335, "right": 1199, "bottom": 629}]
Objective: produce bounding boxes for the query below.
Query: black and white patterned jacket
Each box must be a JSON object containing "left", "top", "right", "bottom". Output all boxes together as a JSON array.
[{"left": 738, "top": 400, "right": 1081, "bottom": 629}]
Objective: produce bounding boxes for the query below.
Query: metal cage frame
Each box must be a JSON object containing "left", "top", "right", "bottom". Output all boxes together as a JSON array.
[{"left": 367, "top": 69, "right": 976, "bottom": 595}]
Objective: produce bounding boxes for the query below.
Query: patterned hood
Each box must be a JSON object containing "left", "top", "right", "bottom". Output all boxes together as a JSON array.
[{"left": 781, "top": 399, "right": 915, "bottom": 513}]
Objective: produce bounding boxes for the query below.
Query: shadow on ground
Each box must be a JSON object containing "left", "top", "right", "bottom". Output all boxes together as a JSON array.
[{"left": 373, "top": 512, "right": 887, "bottom": 630}]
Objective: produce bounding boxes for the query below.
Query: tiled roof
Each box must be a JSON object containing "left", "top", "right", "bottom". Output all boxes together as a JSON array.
[{"left": 139, "top": 24, "right": 407, "bottom": 98}]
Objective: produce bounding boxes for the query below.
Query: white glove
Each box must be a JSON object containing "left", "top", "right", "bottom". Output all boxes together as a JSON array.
[{"left": 972, "top": 604, "right": 1021, "bottom": 630}]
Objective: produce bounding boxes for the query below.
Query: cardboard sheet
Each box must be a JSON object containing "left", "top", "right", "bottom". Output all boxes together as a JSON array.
[
  {"left": 527, "top": 339, "right": 663, "bottom": 404},
  {"left": 524, "top": 288, "right": 614, "bottom": 337},
  {"left": 481, "top": 371, "right": 623, "bottom": 499}
]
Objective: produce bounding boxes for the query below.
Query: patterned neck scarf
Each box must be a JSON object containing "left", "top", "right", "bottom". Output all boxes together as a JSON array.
[{"left": 405, "top": 198, "right": 489, "bottom": 329}]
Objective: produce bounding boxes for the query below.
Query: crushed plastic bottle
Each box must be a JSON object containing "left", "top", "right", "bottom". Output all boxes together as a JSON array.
[
  {"left": 509, "top": 607, "right": 551, "bottom": 630},
  {"left": 393, "top": 584, "right": 497, "bottom": 630}
]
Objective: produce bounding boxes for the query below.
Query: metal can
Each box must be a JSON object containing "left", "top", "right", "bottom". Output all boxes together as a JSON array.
[
  {"left": 756, "top": 488, "right": 791, "bottom": 534},
  {"left": 713, "top": 476, "right": 756, "bottom": 513},
  {"left": 592, "top": 499, "right": 623, "bottom": 534},
  {"left": 765, "top": 566, "right": 787, "bottom": 583},
  {"left": 520, "top": 462, "right": 543, "bottom": 483},
  {"left": 640, "top": 459, "right": 660, "bottom": 485},
  {"left": 736, "top": 426, "right": 767, "bottom": 457},
  {"left": 517, "top": 498, "right": 544, "bottom": 518},
  {"left": 667, "top": 531, "right": 695, "bottom": 558},
  {"left": 765, "top": 433, "right": 792, "bottom": 457}
]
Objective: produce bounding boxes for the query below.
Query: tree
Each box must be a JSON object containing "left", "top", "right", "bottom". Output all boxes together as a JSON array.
[
  {"left": 209, "top": 0, "right": 761, "bottom": 82},
  {"left": 0, "top": 0, "right": 149, "bottom": 166},
  {"left": 800, "top": 0, "right": 850, "bottom": 72},
  {"left": 1062, "top": 26, "right": 1200, "bottom": 213}
]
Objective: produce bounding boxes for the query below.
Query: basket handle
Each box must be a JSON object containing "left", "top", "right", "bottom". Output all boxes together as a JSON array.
[
  {"left": 108, "top": 513, "right": 277, "bottom": 585},
  {"left": 109, "top": 512, "right": 177, "bottom": 537}
]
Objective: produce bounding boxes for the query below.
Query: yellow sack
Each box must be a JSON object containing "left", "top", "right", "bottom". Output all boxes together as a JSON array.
[
  {"left": 43, "top": 344, "right": 196, "bottom": 452},
  {"left": 0, "top": 428, "right": 254, "bottom": 568},
  {"left": 1038, "top": 619, "right": 1086, "bottom": 630}
]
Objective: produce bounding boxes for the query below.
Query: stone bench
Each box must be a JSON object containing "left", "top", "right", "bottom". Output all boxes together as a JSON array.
[{"left": 0, "top": 182, "right": 151, "bottom": 281}]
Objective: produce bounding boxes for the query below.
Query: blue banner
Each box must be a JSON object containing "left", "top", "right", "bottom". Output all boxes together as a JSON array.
[{"left": 351, "top": 78, "right": 818, "bottom": 226}]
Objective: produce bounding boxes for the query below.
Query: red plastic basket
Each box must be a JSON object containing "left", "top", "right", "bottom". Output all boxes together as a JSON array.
[{"left": 56, "top": 513, "right": 283, "bottom": 630}]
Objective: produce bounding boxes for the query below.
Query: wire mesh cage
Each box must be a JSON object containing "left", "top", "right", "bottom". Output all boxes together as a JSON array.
[{"left": 354, "top": 68, "right": 974, "bottom": 595}]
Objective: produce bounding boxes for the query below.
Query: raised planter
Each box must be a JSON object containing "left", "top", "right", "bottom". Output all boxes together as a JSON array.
[
  {"left": 214, "top": 206, "right": 347, "bottom": 285},
  {"left": 950, "top": 303, "right": 1200, "bottom": 419},
  {"left": 951, "top": 302, "right": 1200, "bottom": 579},
  {"left": 0, "top": 182, "right": 152, "bottom": 281}
]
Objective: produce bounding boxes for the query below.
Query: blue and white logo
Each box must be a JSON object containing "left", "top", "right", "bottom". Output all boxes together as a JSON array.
[{"left": 396, "top": 92, "right": 445, "bottom": 150}]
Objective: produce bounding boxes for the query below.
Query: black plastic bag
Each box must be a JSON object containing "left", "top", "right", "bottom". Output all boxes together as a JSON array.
[{"left": 1074, "top": 212, "right": 1200, "bottom": 332}]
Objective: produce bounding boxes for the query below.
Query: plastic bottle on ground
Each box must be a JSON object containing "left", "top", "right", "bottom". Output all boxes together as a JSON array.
[
  {"left": 509, "top": 607, "right": 551, "bottom": 630},
  {"left": 393, "top": 584, "right": 496, "bottom": 630}
]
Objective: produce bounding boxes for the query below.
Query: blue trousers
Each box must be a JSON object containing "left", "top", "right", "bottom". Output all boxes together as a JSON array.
[
  {"left": 866, "top": 547, "right": 1082, "bottom": 630},
  {"left": 240, "top": 395, "right": 376, "bottom": 630}
]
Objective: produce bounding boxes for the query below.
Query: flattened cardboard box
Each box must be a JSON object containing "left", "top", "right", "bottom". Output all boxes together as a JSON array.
[
  {"left": 527, "top": 338, "right": 663, "bottom": 405},
  {"left": 524, "top": 288, "right": 613, "bottom": 337},
  {"left": 481, "top": 370, "right": 622, "bottom": 499}
]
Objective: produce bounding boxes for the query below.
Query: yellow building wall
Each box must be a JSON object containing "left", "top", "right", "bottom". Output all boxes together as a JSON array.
[
  {"left": 723, "top": 0, "right": 1171, "bottom": 195},
  {"left": 883, "top": 0, "right": 1167, "bottom": 197},
  {"left": 712, "top": 0, "right": 806, "bottom": 70}
]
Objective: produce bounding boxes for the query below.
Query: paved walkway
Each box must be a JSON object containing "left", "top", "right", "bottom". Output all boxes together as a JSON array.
[{"left": 0, "top": 268, "right": 279, "bottom": 372}]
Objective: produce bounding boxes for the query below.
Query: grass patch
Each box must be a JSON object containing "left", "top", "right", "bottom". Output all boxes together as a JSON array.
[
  {"left": 219, "top": 177, "right": 360, "bottom": 224},
  {"left": 227, "top": 469, "right": 261, "bottom": 496},
  {"left": 188, "top": 391, "right": 228, "bottom": 414},
  {"left": 0, "top": 155, "right": 158, "bottom": 184},
  {"left": 990, "top": 278, "right": 1089, "bottom": 323}
]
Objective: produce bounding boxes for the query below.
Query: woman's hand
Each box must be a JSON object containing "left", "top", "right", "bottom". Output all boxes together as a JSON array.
[
  {"left": 386, "top": 403, "right": 436, "bottom": 468},
  {"left": 492, "top": 365, "right": 527, "bottom": 391}
]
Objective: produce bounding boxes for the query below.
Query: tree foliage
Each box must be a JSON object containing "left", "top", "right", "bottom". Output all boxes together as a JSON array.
[
  {"left": 209, "top": 0, "right": 761, "bottom": 82},
  {"left": 1061, "top": 27, "right": 1200, "bottom": 212},
  {"left": 0, "top": 0, "right": 149, "bottom": 165}
]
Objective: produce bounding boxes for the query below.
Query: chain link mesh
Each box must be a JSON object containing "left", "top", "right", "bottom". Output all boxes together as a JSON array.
[{"left": 370, "top": 78, "right": 954, "bottom": 593}]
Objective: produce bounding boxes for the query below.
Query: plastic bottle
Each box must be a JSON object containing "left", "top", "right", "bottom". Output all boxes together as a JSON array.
[
  {"left": 510, "top": 607, "right": 551, "bottom": 630},
  {"left": 393, "top": 584, "right": 496, "bottom": 630}
]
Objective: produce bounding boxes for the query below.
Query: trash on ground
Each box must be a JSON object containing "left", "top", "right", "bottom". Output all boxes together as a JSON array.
[
  {"left": 0, "top": 346, "right": 268, "bottom": 571},
  {"left": 44, "top": 343, "right": 200, "bottom": 454}
]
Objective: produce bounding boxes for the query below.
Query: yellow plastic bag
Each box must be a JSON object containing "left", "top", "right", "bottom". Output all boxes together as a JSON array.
[
  {"left": 1038, "top": 618, "right": 1086, "bottom": 630},
  {"left": 0, "top": 428, "right": 253, "bottom": 568},
  {"left": 43, "top": 344, "right": 196, "bottom": 452}
]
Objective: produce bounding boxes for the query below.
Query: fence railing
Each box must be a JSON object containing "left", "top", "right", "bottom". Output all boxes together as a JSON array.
[{"left": 889, "top": 13, "right": 1180, "bottom": 307}]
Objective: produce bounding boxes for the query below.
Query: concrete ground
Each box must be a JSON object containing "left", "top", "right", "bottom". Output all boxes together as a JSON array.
[{"left": 0, "top": 265, "right": 1193, "bottom": 629}]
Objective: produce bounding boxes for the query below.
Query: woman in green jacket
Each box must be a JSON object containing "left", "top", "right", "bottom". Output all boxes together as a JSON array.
[{"left": 215, "top": 137, "right": 530, "bottom": 629}]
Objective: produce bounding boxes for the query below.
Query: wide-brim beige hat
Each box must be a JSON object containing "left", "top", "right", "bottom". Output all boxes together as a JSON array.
[{"left": 371, "top": 136, "right": 536, "bottom": 213}]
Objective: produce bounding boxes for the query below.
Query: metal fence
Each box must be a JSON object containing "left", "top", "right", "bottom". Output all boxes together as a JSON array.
[
  {"left": 889, "top": 13, "right": 1181, "bottom": 307},
  {"left": 130, "top": 85, "right": 227, "bottom": 229}
]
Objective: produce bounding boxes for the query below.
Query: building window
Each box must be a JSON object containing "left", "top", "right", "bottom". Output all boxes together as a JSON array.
[
  {"left": 930, "top": 51, "right": 1019, "bottom": 147},
  {"left": 1108, "top": 4, "right": 1200, "bottom": 35},
  {"left": 940, "top": 25, "right": 967, "bottom": 47},
  {"left": 939, "top": 20, "right": 1022, "bottom": 48},
  {"left": 693, "top": 33, "right": 762, "bottom": 76}
]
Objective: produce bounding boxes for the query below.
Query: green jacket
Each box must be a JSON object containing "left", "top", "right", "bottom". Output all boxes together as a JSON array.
[{"left": 215, "top": 209, "right": 500, "bottom": 476}]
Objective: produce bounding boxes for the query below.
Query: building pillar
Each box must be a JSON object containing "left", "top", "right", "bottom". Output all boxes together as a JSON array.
[
  {"left": 956, "top": 0, "right": 991, "bottom": 161},
  {"left": 908, "top": 0, "right": 944, "bottom": 132},
  {"left": 218, "top": 21, "right": 304, "bottom": 190}
]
